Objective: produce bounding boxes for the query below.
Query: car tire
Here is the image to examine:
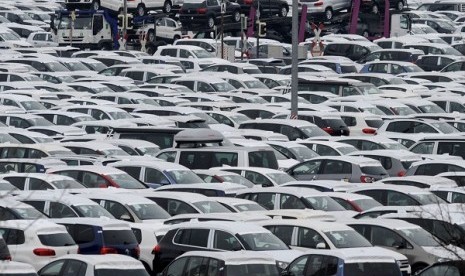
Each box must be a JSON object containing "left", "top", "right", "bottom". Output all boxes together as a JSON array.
[
  {"left": 92, "top": 0, "right": 100, "bottom": 10},
  {"left": 372, "top": 3, "right": 379, "bottom": 14},
  {"left": 207, "top": 16, "right": 215, "bottom": 28},
  {"left": 279, "top": 5, "right": 288, "bottom": 17},
  {"left": 325, "top": 7, "right": 333, "bottom": 20},
  {"left": 163, "top": 0, "right": 172, "bottom": 13},
  {"left": 396, "top": 0, "right": 404, "bottom": 10},
  {"left": 173, "top": 34, "right": 181, "bottom": 41},
  {"left": 137, "top": 4, "right": 146, "bottom": 16},
  {"left": 233, "top": 10, "right": 241, "bottom": 22},
  {"left": 148, "top": 30, "right": 156, "bottom": 42}
]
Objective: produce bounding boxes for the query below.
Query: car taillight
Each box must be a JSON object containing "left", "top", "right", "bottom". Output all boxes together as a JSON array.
[
  {"left": 397, "top": 171, "right": 406, "bottom": 177},
  {"left": 245, "top": 0, "right": 253, "bottom": 4},
  {"left": 314, "top": 1, "right": 323, "bottom": 5},
  {"left": 197, "top": 7, "right": 207, "bottom": 13},
  {"left": 362, "top": 128, "right": 377, "bottom": 135},
  {"left": 360, "top": 175, "right": 374, "bottom": 183},
  {"left": 1, "top": 256, "right": 11, "bottom": 261},
  {"left": 100, "top": 247, "right": 118, "bottom": 254},
  {"left": 135, "top": 245, "right": 140, "bottom": 258},
  {"left": 152, "top": 244, "right": 160, "bottom": 254},
  {"left": 322, "top": 127, "right": 335, "bottom": 135},
  {"left": 33, "top": 248, "right": 56, "bottom": 256}
]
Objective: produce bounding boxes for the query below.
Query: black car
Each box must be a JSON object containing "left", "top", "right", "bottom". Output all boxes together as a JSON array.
[
  {"left": 415, "top": 55, "right": 460, "bottom": 72},
  {"left": 234, "top": 0, "right": 289, "bottom": 18},
  {"left": 179, "top": 0, "right": 242, "bottom": 29}
]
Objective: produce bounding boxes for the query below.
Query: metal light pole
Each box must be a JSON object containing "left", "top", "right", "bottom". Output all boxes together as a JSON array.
[
  {"left": 256, "top": 3, "right": 260, "bottom": 58},
  {"left": 123, "top": 0, "right": 128, "bottom": 50},
  {"left": 220, "top": 0, "right": 225, "bottom": 59},
  {"left": 290, "top": 0, "right": 298, "bottom": 119}
]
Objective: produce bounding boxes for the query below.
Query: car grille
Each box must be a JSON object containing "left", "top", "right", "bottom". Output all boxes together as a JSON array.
[{"left": 62, "top": 36, "right": 84, "bottom": 42}]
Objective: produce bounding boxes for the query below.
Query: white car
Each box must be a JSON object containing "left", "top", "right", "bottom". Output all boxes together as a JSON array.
[
  {"left": 38, "top": 254, "right": 149, "bottom": 276},
  {"left": 139, "top": 17, "right": 192, "bottom": 43},
  {"left": 26, "top": 32, "right": 58, "bottom": 48},
  {"left": 98, "top": 0, "right": 182, "bottom": 16},
  {"left": 0, "top": 261, "right": 37, "bottom": 276},
  {"left": 0, "top": 219, "right": 78, "bottom": 271}
]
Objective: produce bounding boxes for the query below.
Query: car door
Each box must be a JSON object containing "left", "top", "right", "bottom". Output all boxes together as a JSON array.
[
  {"left": 288, "top": 160, "right": 323, "bottom": 180},
  {"left": 156, "top": 18, "right": 169, "bottom": 39},
  {"left": 318, "top": 159, "right": 352, "bottom": 181}
]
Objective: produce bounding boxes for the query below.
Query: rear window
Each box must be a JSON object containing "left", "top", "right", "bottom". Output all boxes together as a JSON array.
[
  {"left": 324, "top": 118, "right": 347, "bottom": 128},
  {"left": 248, "top": 151, "right": 278, "bottom": 169},
  {"left": 365, "top": 119, "right": 384, "bottom": 128},
  {"left": 341, "top": 65, "right": 358, "bottom": 73},
  {"left": 344, "top": 262, "right": 400, "bottom": 276},
  {"left": 361, "top": 166, "right": 387, "bottom": 175},
  {"left": 131, "top": 228, "right": 142, "bottom": 244},
  {"left": 94, "top": 269, "right": 149, "bottom": 276},
  {"left": 103, "top": 230, "right": 137, "bottom": 245},
  {"left": 38, "top": 233, "right": 76, "bottom": 246}
]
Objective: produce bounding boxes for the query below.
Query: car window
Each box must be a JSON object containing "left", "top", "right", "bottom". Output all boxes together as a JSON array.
[
  {"left": 287, "top": 255, "right": 309, "bottom": 276},
  {"left": 290, "top": 160, "right": 322, "bottom": 176},
  {"left": 410, "top": 142, "right": 434, "bottom": 154},
  {"left": 256, "top": 193, "right": 276, "bottom": 210},
  {"left": 268, "top": 225, "right": 294, "bottom": 245},
  {"left": 280, "top": 194, "right": 306, "bottom": 209},
  {"left": 174, "top": 228, "right": 210, "bottom": 248},
  {"left": 420, "top": 265, "right": 460, "bottom": 276},
  {"left": 39, "top": 260, "right": 66, "bottom": 276},
  {"left": 371, "top": 226, "right": 408, "bottom": 248},
  {"left": 29, "top": 178, "right": 52, "bottom": 190},
  {"left": 306, "top": 255, "right": 338, "bottom": 276},
  {"left": 386, "top": 191, "right": 418, "bottom": 206},
  {"left": 213, "top": 230, "right": 241, "bottom": 250},
  {"left": 49, "top": 202, "right": 77, "bottom": 218}
]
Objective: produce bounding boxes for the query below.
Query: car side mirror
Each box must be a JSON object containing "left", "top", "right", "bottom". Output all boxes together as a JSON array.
[
  {"left": 316, "top": 242, "right": 326, "bottom": 249},
  {"left": 120, "top": 214, "right": 132, "bottom": 221}
]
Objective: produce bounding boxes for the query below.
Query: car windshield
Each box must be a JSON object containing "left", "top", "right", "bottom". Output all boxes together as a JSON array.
[
  {"left": 240, "top": 232, "right": 289, "bottom": 251},
  {"left": 73, "top": 204, "right": 114, "bottom": 218},
  {"left": 101, "top": 148, "right": 130, "bottom": 156},
  {"left": 418, "top": 105, "right": 444, "bottom": 113},
  {"left": 51, "top": 179, "right": 84, "bottom": 189},
  {"left": 0, "top": 134, "right": 20, "bottom": 144},
  {"left": 106, "top": 173, "right": 146, "bottom": 189},
  {"left": 266, "top": 173, "right": 295, "bottom": 185},
  {"left": 358, "top": 84, "right": 382, "bottom": 95},
  {"left": 136, "top": 98, "right": 159, "bottom": 106},
  {"left": 94, "top": 269, "right": 149, "bottom": 276},
  {"left": 64, "top": 61, "right": 89, "bottom": 71},
  {"left": 12, "top": 207, "right": 45, "bottom": 219},
  {"left": 192, "top": 201, "right": 232, "bottom": 213},
  {"left": 21, "top": 101, "right": 46, "bottom": 111},
  {"left": 165, "top": 170, "right": 204, "bottom": 184},
  {"left": 337, "top": 146, "right": 357, "bottom": 155},
  {"left": 47, "top": 62, "right": 69, "bottom": 72},
  {"left": 290, "top": 146, "right": 319, "bottom": 160},
  {"left": 323, "top": 230, "right": 372, "bottom": 248},
  {"left": 304, "top": 196, "right": 346, "bottom": 211},
  {"left": 192, "top": 49, "right": 214, "bottom": 58},
  {"left": 128, "top": 203, "right": 171, "bottom": 220},
  {"left": 361, "top": 107, "right": 385, "bottom": 116},
  {"left": 353, "top": 198, "right": 382, "bottom": 210},
  {"left": 300, "top": 126, "right": 329, "bottom": 137},
  {"left": 221, "top": 174, "right": 255, "bottom": 187},
  {"left": 212, "top": 82, "right": 235, "bottom": 92},
  {"left": 411, "top": 193, "right": 445, "bottom": 205},
  {"left": 137, "top": 146, "right": 159, "bottom": 157},
  {"left": 244, "top": 80, "right": 268, "bottom": 89},
  {"left": 0, "top": 32, "right": 20, "bottom": 41},
  {"left": 226, "top": 264, "right": 279, "bottom": 276},
  {"left": 430, "top": 122, "right": 460, "bottom": 134},
  {"left": 399, "top": 227, "right": 440, "bottom": 246},
  {"left": 344, "top": 262, "right": 401, "bottom": 276},
  {"left": 382, "top": 142, "right": 407, "bottom": 150},
  {"left": 109, "top": 112, "right": 133, "bottom": 120},
  {"left": 235, "top": 203, "right": 266, "bottom": 211}
]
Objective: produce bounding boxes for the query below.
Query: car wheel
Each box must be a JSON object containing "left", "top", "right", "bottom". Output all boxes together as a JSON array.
[
  {"left": 163, "top": 0, "right": 172, "bottom": 13},
  {"left": 92, "top": 0, "right": 100, "bottom": 10},
  {"left": 173, "top": 34, "right": 181, "bottom": 41},
  {"left": 325, "top": 7, "right": 333, "bottom": 20},
  {"left": 233, "top": 10, "right": 241, "bottom": 22},
  {"left": 207, "top": 16, "right": 215, "bottom": 28},
  {"left": 372, "top": 3, "right": 379, "bottom": 14},
  {"left": 148, "top": 30, "right": 156, "bottom": 42},
  {"left": 397, "top": 0, "right": 404, "bottom": 10},
  {"left": 279, "top": 6, "right": 288, "bottom": 17},
  {"left": 137, "top": 4, "right": 146, "bottom": 16}
]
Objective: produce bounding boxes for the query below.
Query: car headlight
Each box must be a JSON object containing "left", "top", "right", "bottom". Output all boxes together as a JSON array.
[
  {"left": 276, "top": 261, "right": 289, "bottom": 270},
  {"left": 396, "top": 260, "right": 402, "bottom": 267}
]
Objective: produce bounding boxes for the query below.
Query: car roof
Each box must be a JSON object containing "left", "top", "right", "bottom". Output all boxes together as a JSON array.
[
  {"left": 169, "top": 221, "right": 269, "bottom": 234},
  {"left": 53, "top": 217, "right": 131, "bottom": 228}
]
